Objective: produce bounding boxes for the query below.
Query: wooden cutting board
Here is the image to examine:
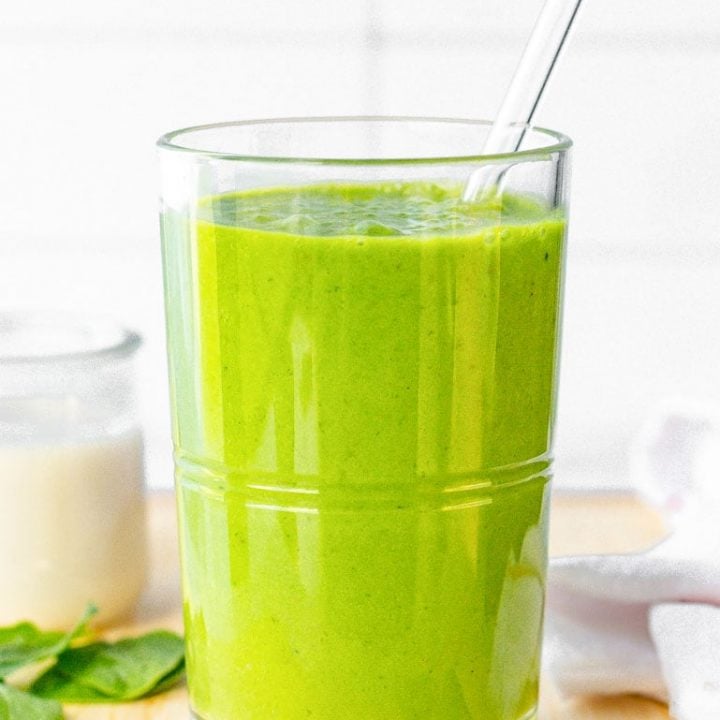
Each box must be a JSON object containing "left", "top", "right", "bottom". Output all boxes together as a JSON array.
[{"left": 62, "top": 491, "right": 670, "bottom": 720}]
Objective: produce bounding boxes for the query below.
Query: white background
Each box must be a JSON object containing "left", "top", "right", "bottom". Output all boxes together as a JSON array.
[{"left": 1, "top": 0, "right": 719, "bottom": 490}]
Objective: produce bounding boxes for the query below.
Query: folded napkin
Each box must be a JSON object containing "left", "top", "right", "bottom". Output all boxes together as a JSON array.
[{"left": 544, "top": 401, "right": 720, "bottom": 720}]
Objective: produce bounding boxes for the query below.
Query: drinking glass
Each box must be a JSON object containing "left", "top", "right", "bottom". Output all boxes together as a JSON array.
[{"left": 158, "top": 117, "right": 571, "bottom": 720}]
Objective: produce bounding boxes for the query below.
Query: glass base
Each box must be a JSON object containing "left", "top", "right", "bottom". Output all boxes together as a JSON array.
[{"left": 190, "top": 708, "right": 537, "bottom": 720}]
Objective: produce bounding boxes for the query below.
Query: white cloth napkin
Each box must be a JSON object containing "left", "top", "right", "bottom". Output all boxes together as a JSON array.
[{"left": 544, "top": 401, "right": 720, "bottom": 720}]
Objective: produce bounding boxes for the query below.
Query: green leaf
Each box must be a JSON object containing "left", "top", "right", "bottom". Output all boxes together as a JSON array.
[
  {"left": 0, "top": 605, "right": 96, "bottom": 679},
  {"left": 149, "top": 660, "right": 186, "bottom": 697},
  {"left": 31, "top": 631, "right": 185, "bottom": 703},
  {"left": 0, "top": 684, "right": 63, "bottom": 720}
]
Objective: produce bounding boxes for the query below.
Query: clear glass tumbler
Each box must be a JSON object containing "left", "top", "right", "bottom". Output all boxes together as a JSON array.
[
  {"left": 158, "top": 117, "right": 571, "bottom": 720},
  {"left": 0, "top": 311, "right": 147, "bottom": 629}
]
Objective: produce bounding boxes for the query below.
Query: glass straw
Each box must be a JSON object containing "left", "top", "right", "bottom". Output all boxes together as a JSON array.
[{"left": 462, "top": 0, "right": 584, "bottom": 201}]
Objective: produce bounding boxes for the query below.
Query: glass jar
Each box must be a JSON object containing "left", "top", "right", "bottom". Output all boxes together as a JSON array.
[{"left": 0, "top": 311, "right": 148, "bottom": 629}]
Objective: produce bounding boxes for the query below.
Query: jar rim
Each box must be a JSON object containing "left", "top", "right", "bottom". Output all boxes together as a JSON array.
[{"left": 0, "top": 311, "right": 142, "bottom": 367}]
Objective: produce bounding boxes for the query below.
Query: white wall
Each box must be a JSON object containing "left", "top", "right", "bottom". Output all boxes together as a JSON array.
[{"left": 2, "top": 0, "right": 719, "bottom": 489}]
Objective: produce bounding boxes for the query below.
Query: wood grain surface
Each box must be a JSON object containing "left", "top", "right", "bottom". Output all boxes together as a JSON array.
[{"left": 63, "top": 491, "right": 670, "bottom": 719}]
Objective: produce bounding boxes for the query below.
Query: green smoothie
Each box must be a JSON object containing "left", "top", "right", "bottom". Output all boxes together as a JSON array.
[{"left": 162, "top": 181, "right": 565, "bottom": 720}]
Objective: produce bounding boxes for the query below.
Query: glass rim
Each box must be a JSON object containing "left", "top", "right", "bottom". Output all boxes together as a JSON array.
[
  {"left": 0, "top": 311, "right": 142, "bottom": 367},
  {"left": 156, "top": 115, "right": 572, "bottom": 165}
]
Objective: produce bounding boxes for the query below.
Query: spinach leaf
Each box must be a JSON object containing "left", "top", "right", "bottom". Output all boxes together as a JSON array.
[
  {"left": 150, "top": 660, "right": 186, "bottom": 696},
  {"left": 31, "top": 630, "right": 184, "bottom": 703},
  {"left": 0, "top": 684, "right": 63, "bottom": 720},
  {"left": 0, "top": 606, "right": 96, "bottom": 679}
]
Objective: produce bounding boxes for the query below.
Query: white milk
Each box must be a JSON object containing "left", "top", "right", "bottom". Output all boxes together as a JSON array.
[{"left": 0, "top": 429, "right": 147, "bottom": 629}]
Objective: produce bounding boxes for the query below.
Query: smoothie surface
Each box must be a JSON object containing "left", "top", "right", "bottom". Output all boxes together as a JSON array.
[{"left": 202, "top": 181, "right": 554, "bottom": 237}]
